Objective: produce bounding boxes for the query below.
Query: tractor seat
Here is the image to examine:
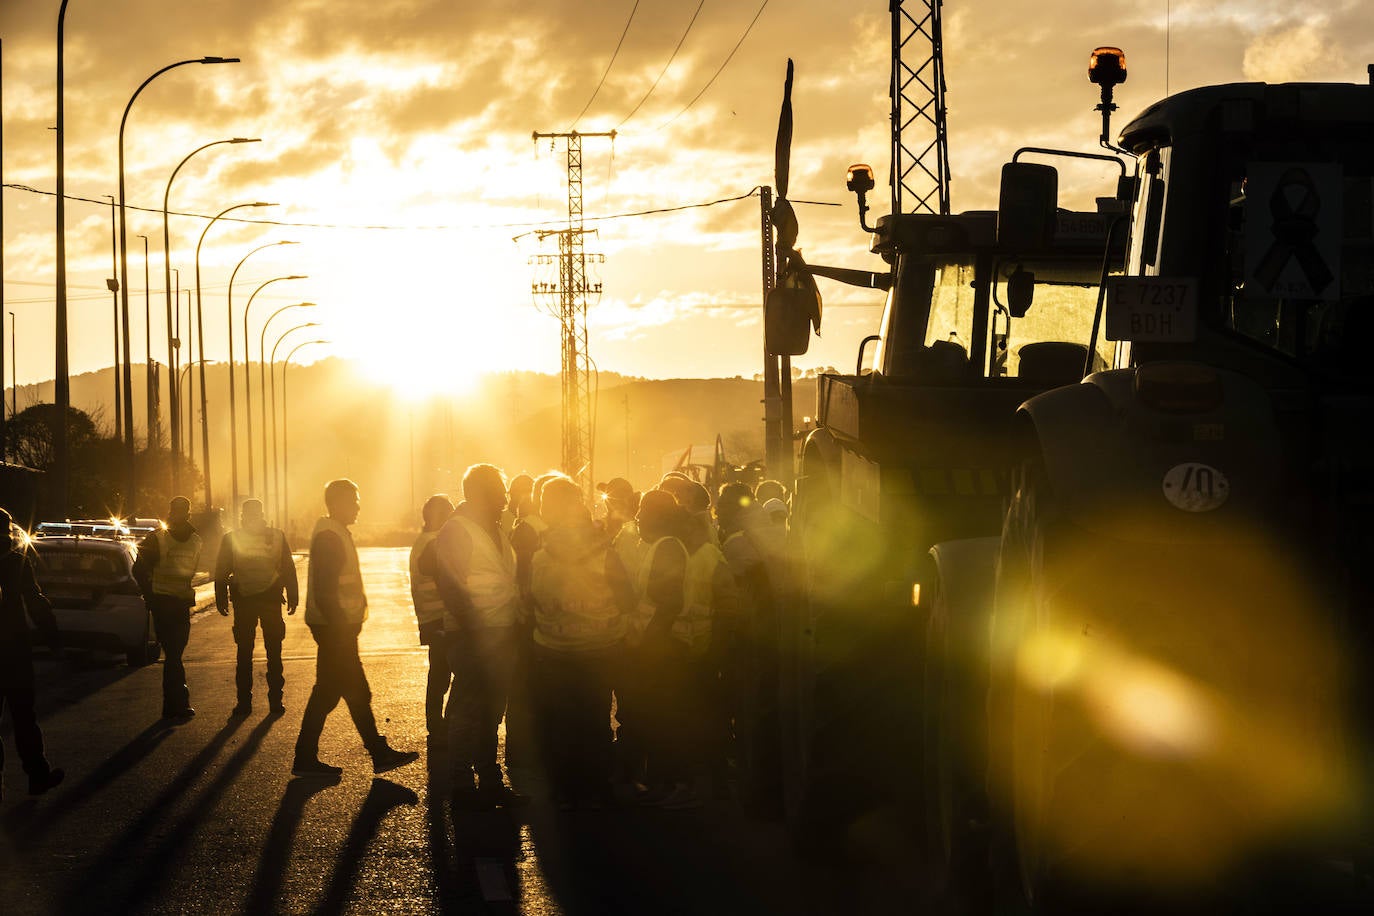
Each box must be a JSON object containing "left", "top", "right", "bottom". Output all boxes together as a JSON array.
[{"left": 1016, "top": 341, "right": 1089, "bottom": 386}]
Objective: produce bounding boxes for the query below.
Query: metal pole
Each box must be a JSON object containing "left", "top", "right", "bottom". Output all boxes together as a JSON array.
[
  {"left": 1, "top": 36, "right": 6, "bottom": 459},
  {"left": 163, "top": 137, "right": 259, "bottom": 495},
  {"left": 260, "top": 303, "right": 314, "bottom": 516},
  {"left": 760, "top": 186, "right": 786, "bottom": 478},
  {"left": 269, "top": 323, "right": 317, "bottom": 522},
  {"left": 280, "top": 339, "right": 325, "bottom": 534},
  {"left": 54, "top": 1, "right": 72, "bottom": 517},
  {"left": 194, "top": 200, "right": 273, "bottom": 511},
  {"left": 137, "top": 234, "right": 154, "bottom": 449},
  {"left": 181, "top": 288, "right": 194, "bottom": 484},
  {"left": 119, "top": 58, "right": 240, "bottom": 511},
  {"left": 234, "top": 267, "right": 302, "bottom": 501},
  {"left": 103, "top": 195, "right": 121, "bottom": 439},
  {"left": 8, "top": 312, "right": 14, "bottom": 420}
]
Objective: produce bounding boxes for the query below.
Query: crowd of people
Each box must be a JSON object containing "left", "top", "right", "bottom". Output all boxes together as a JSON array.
[
  {"left": 414, "top": 464, "right": 791, "bottom": 811},
  {"left": 0, "top": 465, "right": 791, "bottom": 814}
]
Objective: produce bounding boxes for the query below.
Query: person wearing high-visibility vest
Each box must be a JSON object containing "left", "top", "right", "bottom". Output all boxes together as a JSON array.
[
  {"left": 292, "top": 479, "right": 419, "bottom": 778},
  {"left": 133, "top": 496, "right": 203, "bottom": 719},
  {"left": 501, "top": 471, "right": 554, "bottom": 772},
  {"left": 435, "top": 463, "right": 530, "bottom": 810},
  {"left": 214, "top": 498, "right": 299, "bottom": 717},
  {"left": 527, "top": 477, "right": 635, "bottom": 808},
  {"left": 410, "top": 493, "right": 455, "bottom": 742}
]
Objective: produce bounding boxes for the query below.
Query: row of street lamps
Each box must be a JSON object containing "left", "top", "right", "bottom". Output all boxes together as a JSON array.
[{"left": 51, "top": 3, "right": 326, "bottom": 522}]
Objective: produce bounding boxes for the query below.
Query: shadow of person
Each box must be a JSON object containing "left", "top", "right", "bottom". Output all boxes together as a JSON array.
[
  {"left": 1, "top": 718, "right": 179, "bottom": 843},
  {"left": 243, "top": 773, "right": 342, "bottom": 914},
  {"left": 58, "top": 714, "right": 274, "bottom": 914},
  {"left": 426, "top": 757, "right": 524, "bottom": 913},
  {"left": 314, "top": 778, "right": 420, "bottom": 914}
]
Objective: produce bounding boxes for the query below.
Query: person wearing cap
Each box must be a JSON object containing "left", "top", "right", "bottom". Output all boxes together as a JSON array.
[
  {"left": 133, "top": 496, "right": 203, "bottom": 719},
  {"left": 435, "top": 464, "right": 530, "bottom": 809},
  {"left": 501, "top": 475, "right": 533, "bottom": 540},
  {"left": 0, "top": 507, "right": 65, "bottom": 800},
  {"left": 293, "top": 479, "right": 419, "bottom": 778},
  {"left": 600, "top": 477, "right": 646, "bottom": 583},
  {"left": 411, "top": 494, "right": 455, "bottom": 742},
  {"left": 214, "top": 498, "right": 299, "bottom": 717},
  {"left": 528, "top": 478, "right": 634, "bottom": 808}
]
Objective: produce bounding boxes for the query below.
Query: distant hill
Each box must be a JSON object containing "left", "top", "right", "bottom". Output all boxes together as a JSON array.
[{"left": 8, "top": 362, "right": 815, "bottom": 537}]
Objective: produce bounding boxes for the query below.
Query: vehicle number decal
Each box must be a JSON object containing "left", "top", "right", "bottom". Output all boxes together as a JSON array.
[
  {"left": 1162, "top": 462, "right": 1230, "bottom": 512},
  {"left": 1105, "top": 277, "right": 1198, "bottom": 342}
]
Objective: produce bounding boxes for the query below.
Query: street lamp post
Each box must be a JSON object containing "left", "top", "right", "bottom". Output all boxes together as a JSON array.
[
  {"left": 136, "top": 233, "right": 154, "bottom": 449},
  {"left": 54, "top": 0, "right": 72, "bottom": 517},
  {"left": 280, "top": 338, "right": 326, "bottom": 533},
  {"left": 118, "top": 55, "right": 240, "bottom": 512},
  {"left": 260, "top": 303, "right": 315, "bottom": 519},
  {"left": 103, "top": 194, "right": 121, "bottom": 441},
  {"left": 226, "top": 248, "right": 300, "bottom": 509},
  {"left": 163, "top": 136, "right": 260, "bottom": 494},
  {"left": 240, "top": 272, "right": 304, "bottom": 500},
  {"left": 269, "top": 322, "right": 319, "bottom": 523},
  {"left": 194, "top": 201, "right": 274, "bottom": 511}
]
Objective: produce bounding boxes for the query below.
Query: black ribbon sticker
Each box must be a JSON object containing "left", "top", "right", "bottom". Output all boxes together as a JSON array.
[{"left": 1254, "top": 167, "right": 1334, "bottom": 295}]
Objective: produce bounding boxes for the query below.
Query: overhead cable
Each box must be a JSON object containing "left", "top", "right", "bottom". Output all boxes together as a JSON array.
[
  {"left": 571, "top": 0, "right": 642, "bottom": 129},
  {"left": 658, "top": 0, "right": 770, "bottom": 131},
  {"left": 616, "top": 0, "right": 707, "bottom": 130}
]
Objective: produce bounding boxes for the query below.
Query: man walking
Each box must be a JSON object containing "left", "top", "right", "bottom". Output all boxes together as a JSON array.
[
  {"left": 0, "top": 508, "right": 65, "bottom": 800},
  {"left": 435, "top": 464, "right": 529, "bottom": 809},
  {"left": 215, "top": 498, "right": 298, "bottom": 717},
  {"left": 411, "top": 494, "right": 455, "bottom": 743},
  {"left": 133, "top": 496, "right": 202, "bottom": 719},
  {"left": 293, "top": 479, "right": 418, "bottom": 778}
]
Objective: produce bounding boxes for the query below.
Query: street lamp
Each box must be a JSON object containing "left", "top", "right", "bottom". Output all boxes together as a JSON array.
[
  {"left": 55, "top": 1, "right": 73, "bottom": 517},
  {"left": 118, "top": 54, "right": 240, "bottom": 511},
  {"left": 103, "top": 194, "right": 121, "bottom": 440},
  {"left": 136, "top": 234, "right": 153, "bottom": 449},
  {"left": 163, "top": 136, "right": 260, "bottom": 492},
  {"left": 194, "top": 200, "right": 274, "bottom": 511},
  {"left": 280, "top": 338, "right": 327, "bottom": 532},
  {"left": 240, "top": 272, "right": 304, "bottom": 501},
  {"left": 269, "top": 322, "right": 319, "bottom": 522},
  {"left": 260, "top": 303, "right": 315, "bottom": 517},
  {"left": 226, "top": 245, "right": 299, "bottom": 508}
]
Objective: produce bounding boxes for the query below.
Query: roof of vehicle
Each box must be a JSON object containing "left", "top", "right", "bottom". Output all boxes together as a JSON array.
[{"left": 30, "top": 536, "right": 137, "bottom": 556}]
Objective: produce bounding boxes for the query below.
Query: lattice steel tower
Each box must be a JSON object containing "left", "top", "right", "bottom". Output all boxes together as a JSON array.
[
  {"left": 530, "top": 130, "right": 614, "bottom": 491},
  {"left": 891, "top": 0, "right": 951, "bottom": 214}
]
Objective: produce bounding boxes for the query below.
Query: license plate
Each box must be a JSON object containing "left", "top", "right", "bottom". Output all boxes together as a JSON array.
[{"left": 1105, "top": 277, "right": 1198, "bottom": 342}]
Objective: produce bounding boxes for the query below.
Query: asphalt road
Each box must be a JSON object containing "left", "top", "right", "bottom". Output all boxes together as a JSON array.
[{"left": 0, "top": 547, "right": 916, "bottom": 916}]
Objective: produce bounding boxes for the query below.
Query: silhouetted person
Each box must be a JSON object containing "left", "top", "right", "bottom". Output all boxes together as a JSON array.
[
  {"left": 133, "top": 496, "right": 202, "bottom": 719},
  {"left": 506, "top": 471, "right": 558, "bottom": 771},
  {"left": 293, "top": 479, "right": 418, "bottom": 778},
  {"left": 411, "top": 493, "right": 455, "bottom": 742},
  {"left": 435, "top": 464, "right": 529, "bottom": 809},
  {"left": 528, "top": 478, "right": 634, "bottom": 808},
  {"left": 0, "top": 507, "right": 65, "bottom": 801},
  {"left": 501, "top": 474, "right": 534, "bottom": 539},
  {"left": 215, "top": 498, "right": 299, "bottom": 717}
]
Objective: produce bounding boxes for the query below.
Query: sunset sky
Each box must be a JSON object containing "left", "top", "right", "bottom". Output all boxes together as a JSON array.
[{"left": 3, "top": 0, "right": 1369, "bottom": 398}]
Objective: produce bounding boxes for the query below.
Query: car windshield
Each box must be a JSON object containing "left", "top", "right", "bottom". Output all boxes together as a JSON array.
[{"left": 33, "top": 545, "right": 130, "bottom": 583}]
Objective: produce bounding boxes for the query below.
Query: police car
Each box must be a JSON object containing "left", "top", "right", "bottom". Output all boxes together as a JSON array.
[{"left": 26, "top": 532, "right": 160, "bottom": 666}]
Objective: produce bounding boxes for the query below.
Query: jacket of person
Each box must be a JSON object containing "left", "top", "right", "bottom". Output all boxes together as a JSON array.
[
  {"left": 133, "top": 522, "right": 202, "bottom": 602},
  {"left": 529, "top": 521, "right": 632, "bottom": 652},
  {"left": 629, "top": 534, "right": 688, "bottom": 646},
  {"left": 434, "top": 505, "right": 519, "bottom": 631},
  {"left": 214, "top": 525, "right": 298, "bottom": 611},
  {"left": 304, "top": 517, "right": 367, "bottom": 629},
  {"left": 409, "top": 529, "right": 445, "bottom": 642},
  {"left": 0, "top": 546, "right": 59, "bottom": 652}
]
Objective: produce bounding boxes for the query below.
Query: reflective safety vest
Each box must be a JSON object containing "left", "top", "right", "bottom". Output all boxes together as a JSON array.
[
  {"left": 152, "top": 529, "right": 202, "bottom": 599},
  {"left": 630, "top": 536, "right": 687, "bottom": 643},
  {"left": 444, "top": 514, "right": 518, "bottom": 629},
  {"left": 304, "top": 517, "right": 368, "bottom": 627},
  {"left": 229, "top": 527, "right": 285, "bottom": 598},
  {"left": 409, "top": 530, "right": 444, "bottom": 627},
  {"left": 530, "top": 538, "right": 626, "bottom": 652},
  {"left": 612, "top": 520, "right": 647, "bottom": 585},
  {"left": 675, "top": 542, "right": 722, "bottom": 654}
]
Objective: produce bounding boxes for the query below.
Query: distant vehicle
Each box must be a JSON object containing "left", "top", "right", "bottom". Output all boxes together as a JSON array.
[{"left": 27, "top": 535, "right": 160, "bottom": 666}]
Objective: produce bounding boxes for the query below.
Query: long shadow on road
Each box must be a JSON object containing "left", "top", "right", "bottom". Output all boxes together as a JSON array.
[
  {"left": 243, "top": 774, "right": 342, "bottom": 915},
  {"left": 426, "top": 758, "right": 522, "bottom": 916},
  {"left": 59, "top": 714, "right": 274, "bottom": 914},
  {"left": 314, "top": 778, "right": 420, "bottom": 915}
]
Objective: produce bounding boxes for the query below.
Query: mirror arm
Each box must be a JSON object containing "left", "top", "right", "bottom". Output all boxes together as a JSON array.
[{"left": 856, "top": 334, "right": 882, "bottom": 375}]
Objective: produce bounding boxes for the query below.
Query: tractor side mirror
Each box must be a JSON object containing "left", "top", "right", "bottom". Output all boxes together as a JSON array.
[
  {"left": 998, "top": 162, "right": 1058, "bottom": 251},
  {"left": 1007, "top": 266, "right": 1035, "bottom": 317}
]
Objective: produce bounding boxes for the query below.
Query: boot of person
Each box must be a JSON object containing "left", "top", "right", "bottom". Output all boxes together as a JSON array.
[{"left": 368, "top": 737, "right": 419, "bottom": 774}]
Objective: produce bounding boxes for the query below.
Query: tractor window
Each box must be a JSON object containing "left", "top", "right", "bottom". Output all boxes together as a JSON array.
[
  {"left": 923, "top": 259, "right": 976, "bottom": 352},
  {"left": 1224, "top": 143, "right": 1374, "bottom": 370},
  {"left": 992, "top": 259, "right": 1107, "bottom": 382}
]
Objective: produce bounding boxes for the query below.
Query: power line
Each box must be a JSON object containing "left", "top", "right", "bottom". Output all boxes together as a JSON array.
[
  {"left": 616, "top": 0, "right": 707, "bottom": 130},
  {"left": 658, "top": 0, "right": 770, "bottom": 131},
  {"left": 4, "top": 182, "right": 833, "bottom": 233},
  {"left": 571, "top": 0, "right": 641, "bottom": 129}
]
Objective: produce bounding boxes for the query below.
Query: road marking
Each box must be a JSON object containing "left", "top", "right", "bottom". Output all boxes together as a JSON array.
[{"left": 476, "top": 858, "right": 513, "bottom": 902}]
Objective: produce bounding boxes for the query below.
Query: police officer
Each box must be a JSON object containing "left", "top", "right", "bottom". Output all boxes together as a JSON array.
[
  {"left": 133, "top": 496, "right": 202, "bottom": 719},
  {"left": 0, "top": 508, "right": 65, "bottom": 800},
  {"left": 215, "top": 498, "right": 299, "bottom": 717},
  {"left": 292, "top": 479, "right": 418, "bottom": 777},
  {"left": 411, "top": 494, "right": 455, "bottom": 742}
]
